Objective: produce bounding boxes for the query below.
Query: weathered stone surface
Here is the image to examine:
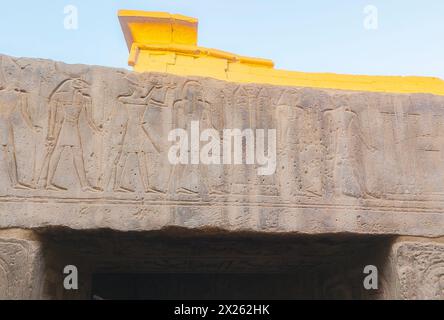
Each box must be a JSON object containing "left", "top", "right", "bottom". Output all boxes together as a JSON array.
[
  {"left": 393, "top": 241, "right": 444, "bottom": 300},
  {"left": 1, "top": 54, "right": 444, "bottom": 236},
  {"left": 0, "top": 229, "right": 44, "bottom": 299}
]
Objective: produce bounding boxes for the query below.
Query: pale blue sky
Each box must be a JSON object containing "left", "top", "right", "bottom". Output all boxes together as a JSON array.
[{"left": 1, "top": 0, "right": 443, "bottom": 78}]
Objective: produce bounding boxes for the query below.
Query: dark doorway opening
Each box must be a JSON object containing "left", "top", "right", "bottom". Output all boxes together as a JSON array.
[
  {"left": 39, "top": 230, "right": 394, "bottom": 300},
  {"left": 92, "top": 273, "right": 322, "bottom": 300}
]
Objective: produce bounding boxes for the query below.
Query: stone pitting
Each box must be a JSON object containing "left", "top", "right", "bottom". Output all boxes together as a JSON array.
[
  {"left": 1, "top": 53, "right": 444, "bottom": 299},
  {"left": 0, "top": 54, "right": 444, "bottom": 236}
]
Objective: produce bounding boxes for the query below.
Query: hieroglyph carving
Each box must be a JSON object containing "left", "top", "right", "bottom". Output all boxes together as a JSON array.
[
  {"left": 395, "top": 242, "right": 444, "bottom": 300},
  {"left": 2, "top": 55, "right": 444, "bottom": 235},
  {"left": 0, "top": 237, "right": 43, "bottom": 299}
]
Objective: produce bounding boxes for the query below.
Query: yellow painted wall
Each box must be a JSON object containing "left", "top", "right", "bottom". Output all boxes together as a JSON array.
[{"left": 119, "top": 10, "right": 444, "bottom": 96}]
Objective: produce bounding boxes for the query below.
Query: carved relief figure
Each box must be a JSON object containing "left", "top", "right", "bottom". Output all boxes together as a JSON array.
[
  {"left": 223, "top": 86, "right": 255, "bottom": 195},
  {"left": 323, "top": 106, "right": 377, "bottom": 198},
  {"left": 168, "top": 80, "right": 216, "bottom": 195},
  {"left": 275, "top": 91, "right": 306, "bottom": 198},
  {"left": 254, "top": 88, "right": 279, "bottom": 194},
  {"left": 112, "top": 75, "right": 174, "bottom": 193},
  {"left": 147, "top": 75, "right": 176, "bottom": 109},
  {"left": 0, "top": 82, "right": 40, "bottom": 189},
  {"left": 39, "top": 79, "right": 102, "bottom": 192}
]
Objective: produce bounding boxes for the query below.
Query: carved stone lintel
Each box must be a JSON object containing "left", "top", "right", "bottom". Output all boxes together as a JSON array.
[{"left": 1, "top": 53, "right": 444, "bottom": 236}]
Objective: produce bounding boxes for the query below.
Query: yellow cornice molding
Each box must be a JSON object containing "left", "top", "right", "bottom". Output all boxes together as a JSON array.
[
  {"left": 118, "top": 10, "right": 198, "bottom": 24},
  {"left": 131, "top": 43, "right": 275, "bottom": 68},
  {"left": 118, "top": 10, "right": 444, "bottom": 96}
]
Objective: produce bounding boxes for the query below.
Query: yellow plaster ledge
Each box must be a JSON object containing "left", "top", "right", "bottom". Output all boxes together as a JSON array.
[{"left": 119, "top": 10, "right": 444, "bottom": 96}]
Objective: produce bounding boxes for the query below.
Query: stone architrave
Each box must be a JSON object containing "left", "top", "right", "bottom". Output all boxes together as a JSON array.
[{"left": 0, "top": 54, "right": 444, "bottom": 237}]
